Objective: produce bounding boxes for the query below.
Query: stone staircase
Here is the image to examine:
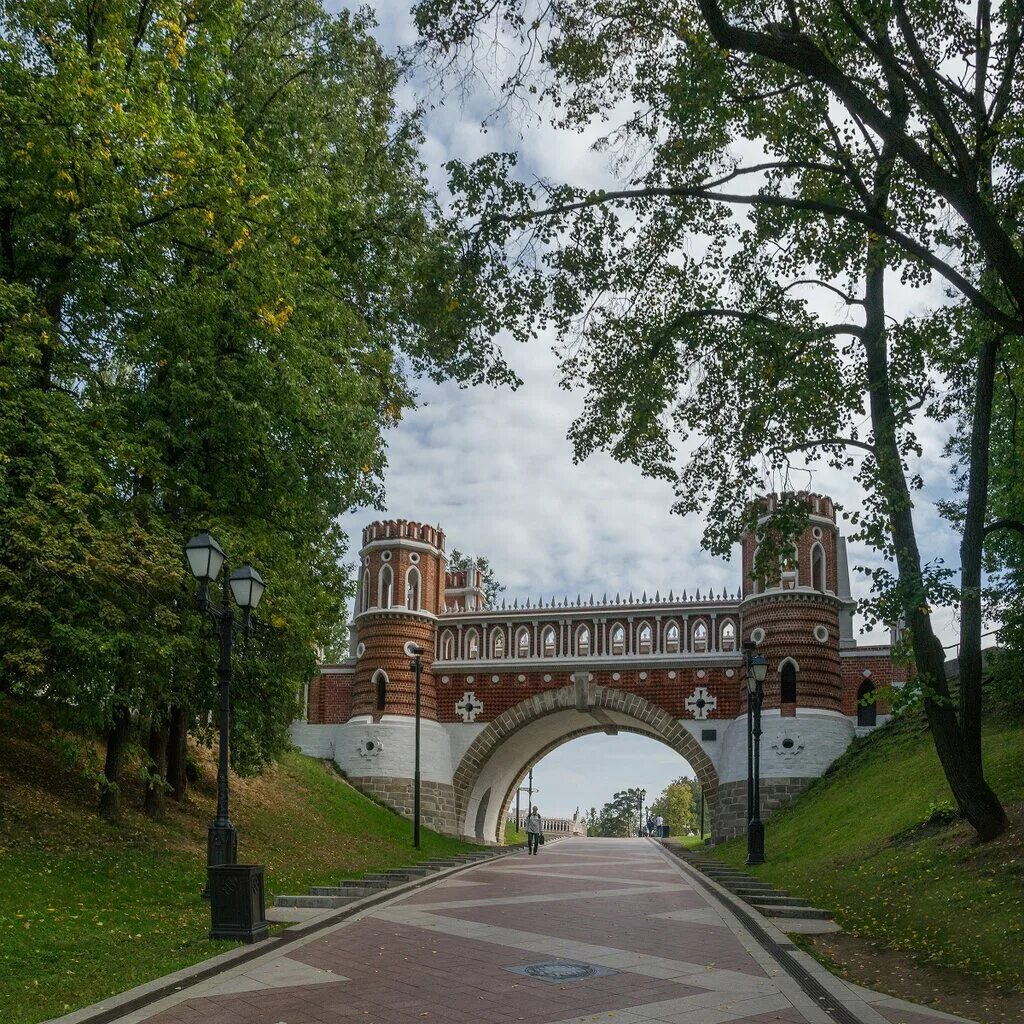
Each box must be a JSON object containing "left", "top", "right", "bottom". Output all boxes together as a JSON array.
[
  {"left": 662, "top": 845, "right": 834, "bottom": 923},
  {"left": 275, "top": 847, "right": 524, "bottom": 910}
]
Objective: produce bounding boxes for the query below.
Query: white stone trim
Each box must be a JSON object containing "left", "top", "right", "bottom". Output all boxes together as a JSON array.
[{"left": 360, "top": 537, "right": 442, "bottom": 557}]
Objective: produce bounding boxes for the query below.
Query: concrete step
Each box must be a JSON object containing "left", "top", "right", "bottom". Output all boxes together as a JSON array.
[
  {"left": 745, "top": 895, "right": 807, "bottom": 907},
  {"left": 757, "top": 904, "right": 833, "bottom": 920},
  {"left": 274, "top": 894, "right": 359, "bottom": 909},
  {"left": 414, "top": 860, "right": 463, "bottom": 868},
  {"left": 362, "top": 869, "right": 433, "bottom": 881},
  {"left": 310, "top": 886, "right": 385, "bottom": 898},
  {"left": 734, "top": 886, "right": 789, "bottom": 897}
]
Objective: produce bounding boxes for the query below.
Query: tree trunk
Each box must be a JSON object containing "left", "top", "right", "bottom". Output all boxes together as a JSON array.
[
  {"left": 99, "top": 703, "right": 133, "bottom": 823},
  {"left": 958, "top": 331, "right": 1001, "bottom": 769},
  {"left": 861, "top": 257, "right": 1007, "bottom": 841},
  {"left": 167, "top": 704, "right": 189, "bottom": 802},
  {"left": 144, "top": 713, "right": 170, "bottom": 820}
]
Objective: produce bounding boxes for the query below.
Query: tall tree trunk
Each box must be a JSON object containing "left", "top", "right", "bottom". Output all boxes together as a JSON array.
[
  {"left": 144, "top": 712, "right": 170, "bottom": 820},
  {"left": 99, "top": 703, "right": 133, "bottom": 823},
  {"left": 862, "top": 258, "right": 1007, "bottom": 840},
  {"left": 167, "top": 704, "right": 189, "bottom": 802},
  {"left": 958, "top": 331, "right": 1001, "bottom": 769}
]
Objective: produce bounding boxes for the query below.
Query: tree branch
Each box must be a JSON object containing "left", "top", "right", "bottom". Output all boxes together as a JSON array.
[
  {"left": 982, "top": 518, "right": 1024, "bottom": 539},
  {"left": 491, "top": 183, "right": 1024, "bottom": 335}
]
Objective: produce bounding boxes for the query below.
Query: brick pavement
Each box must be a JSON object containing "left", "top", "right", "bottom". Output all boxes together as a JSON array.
[{"left": 84, "top": 840, "right": 976, "bottom": 1024}]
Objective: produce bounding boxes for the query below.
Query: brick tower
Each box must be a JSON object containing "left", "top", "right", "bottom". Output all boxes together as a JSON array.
[
  {"left": 352, "top": 519, "right": 445, "bottom": 721},
  {"left": 712, "top": 492, "right": 858, "bottom": 835}
]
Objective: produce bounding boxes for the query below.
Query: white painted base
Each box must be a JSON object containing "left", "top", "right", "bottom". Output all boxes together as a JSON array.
[{"left": 717, "top": 709, "right": 855, "bottom": 785}]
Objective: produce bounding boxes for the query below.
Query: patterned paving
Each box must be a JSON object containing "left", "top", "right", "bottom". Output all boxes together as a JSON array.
[{"left": 101, "top": 840, "right": 975, "bottom": 1024}]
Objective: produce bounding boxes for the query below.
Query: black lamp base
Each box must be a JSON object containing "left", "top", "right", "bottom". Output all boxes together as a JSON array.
[
  {"left": 746, "top": 819, "right": 765, "bottom": 865},
  {"left": 208, "top": 864, "right": 269, "bottom": 943}
]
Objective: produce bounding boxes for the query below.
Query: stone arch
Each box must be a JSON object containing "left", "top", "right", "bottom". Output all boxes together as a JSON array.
[{"left": 452, "top": 685, "right": 720, "bottom": 844}]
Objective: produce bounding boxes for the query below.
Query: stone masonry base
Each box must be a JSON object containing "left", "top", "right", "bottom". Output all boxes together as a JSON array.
[
  {"left": 348, "top": 775, "right": 461, "bottom": 840},
  {"left": 713, "top": 777, "right": 816, "bottom": 844}
]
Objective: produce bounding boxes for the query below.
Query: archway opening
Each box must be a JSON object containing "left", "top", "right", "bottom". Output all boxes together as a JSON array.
[
  {"left": 507, "top": 731, "right": 709, "bottom": 842},
  {"left": 451, "top": 685, "right": 720, "bottom": 845}
]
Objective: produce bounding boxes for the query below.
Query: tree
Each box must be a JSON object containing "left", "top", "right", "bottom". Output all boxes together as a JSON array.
[
  {"left": 412, "top": 0, "right": 1023, "bottom": 839},
  {"left": 589, "top": 787, "right": 644, "bottom": 837},
  {"left": 650, "top": 777, "right": 698, "bottom": 837},
  {"left": 448, "top": 549, "right": 506, "bottom": 606},
  {"left": 0, "top": 0, "right": 511, "bottom": 818}
]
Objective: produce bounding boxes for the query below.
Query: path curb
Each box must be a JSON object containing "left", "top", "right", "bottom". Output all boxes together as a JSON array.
[{"left": 44, "top": 842, "right": 545, "bottom": 1024}]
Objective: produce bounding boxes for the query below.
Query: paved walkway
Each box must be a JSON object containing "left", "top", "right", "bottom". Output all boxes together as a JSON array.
[{"left": 86, "top": 839, "right": 974, "bottom": 1024}]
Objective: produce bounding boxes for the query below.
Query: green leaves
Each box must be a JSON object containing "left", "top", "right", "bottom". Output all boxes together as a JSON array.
[{"left": 1, "top": 1, "right": 505, "bottom": 772}]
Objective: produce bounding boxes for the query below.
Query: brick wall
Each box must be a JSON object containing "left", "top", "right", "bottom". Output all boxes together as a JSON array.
[{"left": 308, "top": 671, "right": 354, "bottom": 724}]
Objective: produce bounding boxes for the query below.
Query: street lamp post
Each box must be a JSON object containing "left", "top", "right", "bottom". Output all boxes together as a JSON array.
[
  {"left": 407, "top": 644, "right": 425, "bottom": 849},
  {"left": 743, "top": 644, "right": 769, "bottom": 866},
  {"left": 184, "top": 532, "right": 268, "bottom": 942},
  {"left": 639, "top": 788, "right": 646, "bottom": 837}
]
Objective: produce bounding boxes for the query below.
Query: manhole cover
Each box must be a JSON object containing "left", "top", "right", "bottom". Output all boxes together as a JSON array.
[{"left": 505, "top": 960, "right": 617, "bottom": 983}]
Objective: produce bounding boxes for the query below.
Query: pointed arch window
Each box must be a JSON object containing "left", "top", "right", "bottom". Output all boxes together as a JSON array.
[
  {"left": 692, "top": 621, "right": 708, "bottom": 653},
  {"left": 372, "top": 669, "right": 388, "bottom": 712},
  {"left": 720, "top": 620, "right": 736, "bottom": 652},
  {"left": 780, "top": 660, "right": 798, "bottom": 703},
  {"left": 466, "top": 628, "right": 480, "bottom": 660},
  {"left": 516, "top": 627, "right": 531, "bottom": 658},
  {"left": 491, "top": 630, "right": 506, "bottom": 659},
  {"left": 610, "top": 624, "right": 625, "bottom": 655},
  {"left": 857, "top": 679, "right": 877, "bottom": 726},
  {"left": 542, "top": 625, "right": 556, "bottom": 657},
  {"left": 378, "top": 564, "right": 394, "bottom": 608},
  {"left": 811, "top": 543, "right": 826, "bottom": 593},
  {"left": 440, "top": 630, "right": 455, "bottom": 661},
  {"left": 637, "top": 623, "right": 653, "bottom": 655},
  {"left": 664, "top": 622, "right": 680, "bottom": 654},
  {"left": 360, "top": 566, "right": 369, "bottom": 612},
  {"left": 405, "top": 566, "right": 421, "bottom": 610},
  {"left": 781, "top": 545, "right": 799, "bottom": 589},
  {"left": 576, "top": 624, "right": 591, "bottom": 656}
]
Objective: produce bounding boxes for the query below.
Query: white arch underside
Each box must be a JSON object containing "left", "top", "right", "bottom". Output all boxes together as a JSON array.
[{"left": 461, "top": 707, "right": 711, "bottom": 843}]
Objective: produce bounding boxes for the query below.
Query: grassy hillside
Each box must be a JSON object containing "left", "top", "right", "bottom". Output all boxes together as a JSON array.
[
  {"left": 711, "top": 708, "right": 1024, "bottom": 993},
  {"left": 0, "top": 700, "right": 480, "bottom": 1024}
]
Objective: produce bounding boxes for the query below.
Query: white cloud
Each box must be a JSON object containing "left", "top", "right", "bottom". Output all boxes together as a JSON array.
[{"left": 329, "top": 0, "right": 969, "bottom": 814}]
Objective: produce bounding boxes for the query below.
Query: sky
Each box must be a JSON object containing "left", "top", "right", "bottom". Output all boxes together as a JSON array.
[{"left": 327, "top": 1, "right": 967, "bottom": 818}]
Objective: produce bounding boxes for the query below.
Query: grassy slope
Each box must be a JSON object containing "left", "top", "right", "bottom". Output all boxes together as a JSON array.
[
  {"left": 711, "top": 710, "right": 1024, "bottom": 991},
  {"left": 0, "top": 704, "right": 480, "bottom": 1024}
]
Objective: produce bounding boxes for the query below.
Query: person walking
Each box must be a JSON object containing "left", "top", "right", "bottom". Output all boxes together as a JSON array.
[
  {"left": 655, "top": 814, "right": 665, "bottom": 838},
  {"left": 525, "top": 805, "right": 543, "bottom": 855}
]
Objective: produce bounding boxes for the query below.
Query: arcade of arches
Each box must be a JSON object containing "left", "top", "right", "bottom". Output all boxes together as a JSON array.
[{"left": 292, "top": 493, "right": 906, "bottom": 842}]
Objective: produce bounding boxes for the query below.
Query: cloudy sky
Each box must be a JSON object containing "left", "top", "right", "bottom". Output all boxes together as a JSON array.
[{"left": 329, "top": 1, "right": 966, "bottom": 818}]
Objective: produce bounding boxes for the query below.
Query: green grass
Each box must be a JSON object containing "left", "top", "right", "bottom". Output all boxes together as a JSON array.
[
  {"left": 0, "top": 709, "right": 480, "bottom": 1024},
  {"left": 710, "top": 710, "right": 1024, "bottom": 991},
  {"left": 504, "top": 820, "right": 527, "bottom": 843}
]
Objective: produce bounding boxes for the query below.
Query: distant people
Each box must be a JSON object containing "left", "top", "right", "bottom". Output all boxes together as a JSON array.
[
  {"left": 656, "top": 814, "right": 665, "bottom": 838},
  {"left": 646, "top": 816, "right": 654, "bottom": 837},
  {"left": 525, "top": 805, "right": 543, "bottom": 855}
]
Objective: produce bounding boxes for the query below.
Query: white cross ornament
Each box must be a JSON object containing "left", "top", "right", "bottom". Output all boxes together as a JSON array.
[
  {"left": 456, "top": 691, "right": 483, "bottom": 723},
  {"left": 685, "top": 685, "right": 717, "bottom": 720}
]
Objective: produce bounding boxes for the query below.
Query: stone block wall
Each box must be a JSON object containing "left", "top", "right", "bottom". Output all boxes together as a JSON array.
[
  {"left": 713, "top": 776, "right": 816, "bottom": 843},
  {"left": 348, "top": 775, "right": 460, "bottom": 839}
]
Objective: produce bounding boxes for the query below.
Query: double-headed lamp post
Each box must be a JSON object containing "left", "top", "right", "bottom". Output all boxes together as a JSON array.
[
  {"left": 407, "top": 643, "right": 425, "bottom": 849},
  {"left": 184, "top": 533, "right": 266, "bottom": 886},
  {"left": 744, "top": 645, "right": 769, "bottom": 866}
]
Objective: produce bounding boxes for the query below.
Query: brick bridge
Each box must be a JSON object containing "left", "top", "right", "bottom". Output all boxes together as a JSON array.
[{"left": 291, "top": 492, "right": 903, "bottom": 843}]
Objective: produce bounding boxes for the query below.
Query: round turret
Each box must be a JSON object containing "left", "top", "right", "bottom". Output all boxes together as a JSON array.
[
  {"left": 352, "top": 519, "right": 445, "bottom": 720},
  {"left": 740, "top": 492, "right": 843, "bottom": 715}
]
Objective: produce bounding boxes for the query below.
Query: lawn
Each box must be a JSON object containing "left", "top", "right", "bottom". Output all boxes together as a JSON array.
[
  {"left": 0, "top": 703, "right": 480, "bottom": 1024},
  {"left": 710, "top": 709, "right": 1024, "bottom": 992}
]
